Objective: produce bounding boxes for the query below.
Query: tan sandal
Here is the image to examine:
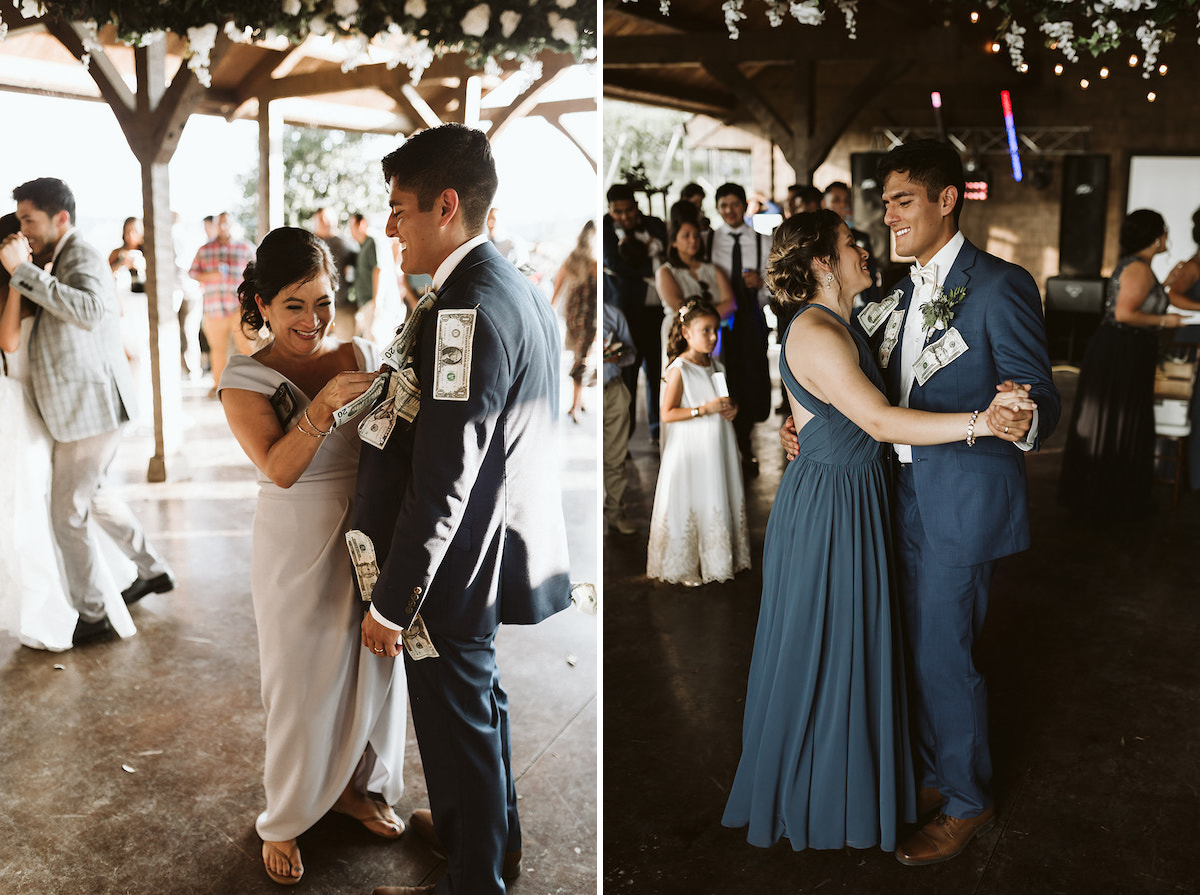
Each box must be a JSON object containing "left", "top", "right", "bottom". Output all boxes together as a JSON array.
[
  {"left": 262, "top": 839, "right": 303, "bottom": 886},
  {"left": 333, "top": 795, "right": 405, "bottom": 839}
]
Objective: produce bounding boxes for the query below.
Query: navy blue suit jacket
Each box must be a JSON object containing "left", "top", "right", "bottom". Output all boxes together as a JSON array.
[
  {"left": 602, "top": 212, "right": 667, "bottom": 322},
  {"left": 858, "top": 238, "right": 1061, "bottom": 567},
  {"left": 352, "top": 240, "right": 572, "bottom": 637}
]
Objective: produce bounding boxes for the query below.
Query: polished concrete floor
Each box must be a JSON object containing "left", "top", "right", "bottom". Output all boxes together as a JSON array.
[
  {"left": 0, "top": 370, "right": 598, "bottom": 895},
  {"left": 604, "top": 368, "right": 1200, "bottom": 895}
]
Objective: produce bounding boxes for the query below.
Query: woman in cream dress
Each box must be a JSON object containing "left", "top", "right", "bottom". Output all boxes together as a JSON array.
[{"left": 219, "top": 227, "right": 408, "bottom": 886}]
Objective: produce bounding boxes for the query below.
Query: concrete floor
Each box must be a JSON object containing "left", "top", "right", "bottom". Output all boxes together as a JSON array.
[
  {"left": 603, "top": 367, "right": 1200, "bottom": 895},
  {"left": 0, "top": 371, "right": 598, "bottom": 895}
]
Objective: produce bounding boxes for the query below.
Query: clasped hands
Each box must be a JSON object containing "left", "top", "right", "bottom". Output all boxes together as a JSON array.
[{"left": 0, "top": 232, "right": 31, "bottom": 275}]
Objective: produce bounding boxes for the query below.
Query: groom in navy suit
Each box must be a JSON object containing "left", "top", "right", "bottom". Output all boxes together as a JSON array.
[
  {"left": 869, "top": 140, "right": 1060, "bottom": 864},
  {"left": 356, "top": 124, "right": 572, "bottom": 894}
]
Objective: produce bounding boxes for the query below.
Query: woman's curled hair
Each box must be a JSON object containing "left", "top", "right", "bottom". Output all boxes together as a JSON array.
[
  {"left": 664, "top": 296, "right": 721, "bottom": 367},
  {"left": 765, "top": 209, "right": 844, "bottom": 318},
  {"left": 237, "top": 227, "right": 338, "bottom": 335},
  {"left": 1118, "top": 209, "right": 1165, "bottom": 257}
]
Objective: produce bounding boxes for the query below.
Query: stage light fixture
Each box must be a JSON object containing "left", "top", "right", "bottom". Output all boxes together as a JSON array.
[{"left": 1000, "top": 90, "right": 1023, "bottom": 183}]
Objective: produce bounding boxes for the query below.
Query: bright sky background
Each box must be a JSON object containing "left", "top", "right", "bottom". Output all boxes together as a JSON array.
[{"left": 0, "top": 78, "right": 597, "bottom": 267}]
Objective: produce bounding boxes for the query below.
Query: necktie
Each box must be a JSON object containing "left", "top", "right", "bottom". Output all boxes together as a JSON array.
[
  {"left": 730, "top": 232, "right": 745, "bottom": 300},
  {"left": 910, "top": 262, "right": 937, "bottom": 289}
]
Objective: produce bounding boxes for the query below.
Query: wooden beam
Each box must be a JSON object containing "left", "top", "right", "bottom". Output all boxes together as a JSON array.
[
  {"left": 227, "top": 44, "right": 301, "bottom": 118},
  {"left": 604, "top": 74, "right": 730, "bottom": 117},
  {"left": 486, "top": 51, "right": 575, "bottom": 140},
  {"left": 604, "top": 26, "right": 960, "bottom": 67},
  {"left": 42, "top": 17, "right": 135, "bottom": 126},
  {"left": 701, "top": 59, "right": 792, "bottom": 151},
  {"left": 480, "top": 97, "right": 595, "bottom": 123},
  {"left": 543, "top": 114, "right": 597, "bottom": 173},
  {"left": 804, "top": 58, "right": 912, "bottom": 178}
]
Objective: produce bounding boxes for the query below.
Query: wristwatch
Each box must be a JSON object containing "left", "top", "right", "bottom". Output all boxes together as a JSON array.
[{"left": 691, "top": 407, "right": 699, "bottom": 418}]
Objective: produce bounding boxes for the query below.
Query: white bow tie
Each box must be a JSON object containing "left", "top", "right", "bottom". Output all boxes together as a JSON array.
[{"left": 910, "top": 263, "right": 937, "bottom": 289}]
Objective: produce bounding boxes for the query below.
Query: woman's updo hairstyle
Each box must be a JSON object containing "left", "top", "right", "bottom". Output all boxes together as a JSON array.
[
  {"left": 1118, "top": 209, "right": 1166, "bottom": 256},
  {"left": 765, "top": 208, "right": 844, "bottom": 318},
  {"left": 664, "top": 296, "right": 721, "bottom": 366},
  {"left": 237, "top": 226, "right": 338, "bottom": 335},
  {"left": 1192, "top": 207, "right": 1200, "bottom": 246},
  {"left": 665, "top": 199, "right": 702, "bottom": 269}
]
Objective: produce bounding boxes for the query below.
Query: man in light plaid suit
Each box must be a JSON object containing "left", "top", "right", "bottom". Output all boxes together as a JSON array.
[{"left": 0, "top": 178, "right": 175, "bottom": 645}]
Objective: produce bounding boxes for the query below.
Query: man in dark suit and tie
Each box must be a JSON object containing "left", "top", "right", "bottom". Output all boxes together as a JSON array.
[{"left": 355, "top": 124, "right": 572, "bottom": 895}]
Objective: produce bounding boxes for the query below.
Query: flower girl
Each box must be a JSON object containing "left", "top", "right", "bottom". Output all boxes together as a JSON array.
[{"left": 647, "top": 298, "right": 750, "bottom": 586}]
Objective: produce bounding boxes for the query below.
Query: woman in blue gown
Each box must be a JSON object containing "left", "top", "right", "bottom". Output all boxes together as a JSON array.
[{"left": 721, "top": 211, "right": 1034, "bottom": 851}]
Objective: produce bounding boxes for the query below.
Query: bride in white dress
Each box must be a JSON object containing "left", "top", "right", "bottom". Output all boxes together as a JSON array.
[{"left": 0, "top": 285, "right": 135, "bottom": 650}]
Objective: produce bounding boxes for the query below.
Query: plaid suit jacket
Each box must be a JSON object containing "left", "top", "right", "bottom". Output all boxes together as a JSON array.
[{"left": 9, "top": 229, "right": 136, "bottom": 442}]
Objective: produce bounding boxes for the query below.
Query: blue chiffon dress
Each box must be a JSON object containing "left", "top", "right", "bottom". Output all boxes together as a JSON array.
[{"left": 722, "top": 304, "right": 915, "bottom": 851}]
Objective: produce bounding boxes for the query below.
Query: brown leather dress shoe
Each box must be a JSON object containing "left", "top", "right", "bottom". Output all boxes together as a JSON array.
[
  {"left": 916, "top": 787, "right": 943, "bottom": 822},
  {"left": 895, "top": 807, "right": 996, "bottom": 866},
  {"left": 409, "top": 809, "right": 522, "bottom": 880}
]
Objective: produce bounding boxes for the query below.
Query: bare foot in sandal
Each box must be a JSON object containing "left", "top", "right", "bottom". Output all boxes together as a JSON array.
[
  {"left": 333, "top": 784, "right": 404, "bottom": 839},
  {"left": 262, "top": 839, "right": 303, "bottom": 886}
]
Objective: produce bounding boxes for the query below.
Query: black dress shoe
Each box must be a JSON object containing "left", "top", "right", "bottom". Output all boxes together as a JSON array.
[
  {"left": 122, "top": 572, "right": 176, "bottom": 606},
  {"left": 742, "top": 457, "right": 760, "bottom": 478},
  {"left": 73, "top": 616, "right": 116, "bottom": 646}
]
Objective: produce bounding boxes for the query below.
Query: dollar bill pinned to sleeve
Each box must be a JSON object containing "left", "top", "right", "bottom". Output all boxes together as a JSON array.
[
  {"left": 433, "top": 308, "right": 476, "bottom": 401},
  {"left": 912, "top": 327, "right": 969, "bottom": 387},
  {"left": 345, "top": 529, "right": 380, "bottom": 602},
  {"left": 401, "top": 613, "right": 440, "bottom": 660}
]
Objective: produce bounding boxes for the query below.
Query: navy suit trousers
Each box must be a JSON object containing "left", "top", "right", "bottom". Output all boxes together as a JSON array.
[
  {"left": 405, "top": 631, "right": 519, "bottom": 895},
  {"left": 894, "top": 464, "right": 996, "bottom": 821}
]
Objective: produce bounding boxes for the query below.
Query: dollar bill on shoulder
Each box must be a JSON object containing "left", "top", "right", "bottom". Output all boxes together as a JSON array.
[
  {"left": 912, "top": 327, "right": 969, "bottom": 387},
  {"left": 333, "top": 370, "right": 389, "bottom": 429},
  {"left": 433, "top": 308, "right": 476, "bottom": 401},
  {"left": 345, "top": 529, "right": 380, "bottom": 601},
  {"left": 401, "top": 612, "right": 440, "bottom": 660},
  {"left": 857, "top": 292, "right": 900, "bottom": 337}
]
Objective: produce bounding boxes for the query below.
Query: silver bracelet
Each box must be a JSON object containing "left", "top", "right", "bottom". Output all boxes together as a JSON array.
[
  {"left": 966, "top": 409, "right": 980, "bottom": 447},
  {"left": 302, "top": 408, "right": 333, "bottom": 437}
]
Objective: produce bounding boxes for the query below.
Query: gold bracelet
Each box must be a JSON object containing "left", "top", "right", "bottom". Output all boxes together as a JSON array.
[
  {"left": 296, "top": 422, "right": 324, "bottom": 438},
  {"left": 303, "top": 408, "right": 333, "bottom": 437}
]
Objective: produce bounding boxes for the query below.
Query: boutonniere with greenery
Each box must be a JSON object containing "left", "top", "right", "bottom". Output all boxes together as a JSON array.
[{"left": 919, "top": 285, "right": 967, "bottom": 337}]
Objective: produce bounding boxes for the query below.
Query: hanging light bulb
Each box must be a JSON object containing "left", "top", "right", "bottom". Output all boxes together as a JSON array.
[
  {"left": 970, "top": 11, "right": 979, "bottom": 23},
  {"left": 990, "top": 41, "right": 1001, "bottom": 53},
  {"left": 1054, "top": 64, "right": 1064, "bottom": 75},
  {"left": 1099, "top": 67, "right": 1109, "bottom": 79},
  {"left": 1159, "top": 64, "right": 1168, "bottom": 75},
  {"left": 1019, "top": 63, "right": 1029, "bottom": 73},
  {"left": 1129, "top": 54, "right": 1139, "bottom": 67},
  {"left": 1147, "top": 91, "right": 1157, "bottom": 102},
  {"left": 1080, "top": 78, "right": 1090, "bottom": 89}
]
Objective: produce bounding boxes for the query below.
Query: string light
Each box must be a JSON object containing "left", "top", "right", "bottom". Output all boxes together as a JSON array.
[
  {"left": 970, "top": 11, "right": 979, "bottom": 23},
  {"left": 1129, "top": 54, "right": 1139, "bottom": 66},
  {"left": 1080, "top": 78, "right": 1090, "bottom": 89},
  {"left": 1147, "top": 91, "right": 1157, "bottom": 102},
  {"left": 1099, "top": 67, "right": 1109, "bottom": 78},
  {"left": 1159, "top": 64, "right": 1168, "bottom": 75},
  {"left": 990, "top": 41, "right": 1001, "bottom": 53},
  {"left": 1019, "top": 63, "right": 1028, "bottom": 73},
  {"left": 1054, "top": 64, "right": 1064, "bottom": 75}
]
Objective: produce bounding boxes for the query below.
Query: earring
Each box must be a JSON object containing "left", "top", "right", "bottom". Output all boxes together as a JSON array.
[{"left": 825, "top": 273, "right": 834, "bottom": 284}]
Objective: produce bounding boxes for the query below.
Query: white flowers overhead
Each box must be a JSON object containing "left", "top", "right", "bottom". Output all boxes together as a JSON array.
[
  {"left": 460, "top": 3, "right": 491, "bottom": 38},
  {"left": 722, "top": 0, "right": 747, "bottom": 39},
  {"left": 4, "top": 0, "right": 595, "bottom": 86}
]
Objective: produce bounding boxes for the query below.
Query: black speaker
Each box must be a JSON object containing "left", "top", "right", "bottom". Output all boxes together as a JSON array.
[
  {"left": 1059, "top": 155, "right": 1109, "bottom": 278},
  {"left": 850, "top": 152, "right": 889, "bottom": 264},
  {"left": 1044, "top": 275, "right": 1106, "bottom": 365}
]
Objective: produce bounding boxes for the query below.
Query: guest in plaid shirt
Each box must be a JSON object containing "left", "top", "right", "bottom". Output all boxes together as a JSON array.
[{"left": 190, "top": 211, "right": 255, "bottom": 395}]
